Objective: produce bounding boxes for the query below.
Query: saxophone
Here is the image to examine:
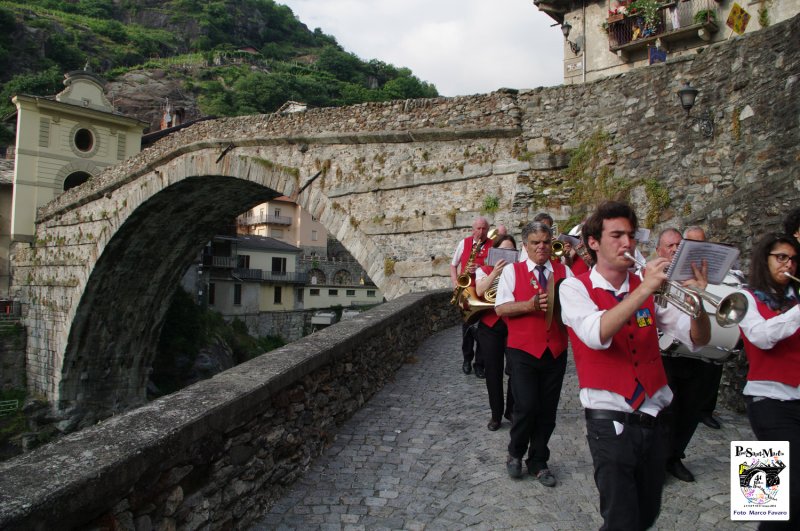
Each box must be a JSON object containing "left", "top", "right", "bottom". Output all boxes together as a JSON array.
[{"left": 450, "top": 239, "right": 482, "bottom": 305}]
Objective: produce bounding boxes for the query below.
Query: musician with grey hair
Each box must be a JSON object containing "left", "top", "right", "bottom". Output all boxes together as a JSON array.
[
  {"left": 495, "top": 221, "right": 573, "bottom": 487},
  {"left": 451, "top": 216, "right": 491, "bottom": 377},
  {"left": 656, "top": 227, "right": 708, "bottom": 483}
]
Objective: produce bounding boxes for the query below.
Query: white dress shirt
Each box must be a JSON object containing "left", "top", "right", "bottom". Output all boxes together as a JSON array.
[
  {"left": 495, "top": 258, "right": 574, "bottom": 307},
  {"left": 451, "top": 239, "right": 466, "bottom": 267},
  {"left": 738, "top": 289, "right": 800, "bottom": 400},
  {"left": 559, "top": 267, "right": 698, "bottom": 417}
]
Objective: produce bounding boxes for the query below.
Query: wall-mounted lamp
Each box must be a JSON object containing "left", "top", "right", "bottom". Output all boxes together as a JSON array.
[
  {"left": 677, "top": 82, "right": 714, "bottom": 138},
  {"left": 561, "top": 21, "right": 581, "bottom": 55}
]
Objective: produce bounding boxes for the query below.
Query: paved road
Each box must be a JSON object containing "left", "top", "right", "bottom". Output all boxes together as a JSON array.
[{"left": 255, "top": 326, "right": 758, "bottom": 530}]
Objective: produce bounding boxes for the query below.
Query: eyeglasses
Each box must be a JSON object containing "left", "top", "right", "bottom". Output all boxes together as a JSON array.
[{"left": 769, "top": 253, "right": 799, "bottom": 264}]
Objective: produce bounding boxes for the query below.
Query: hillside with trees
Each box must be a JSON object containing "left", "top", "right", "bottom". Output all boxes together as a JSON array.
[{"left": 0, "top": 0, "right": 438, "bottom": 135}]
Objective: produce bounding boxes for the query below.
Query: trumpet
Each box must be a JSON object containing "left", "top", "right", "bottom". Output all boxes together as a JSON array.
[
  {"left": 784, "top": 271, "right": 800, "bottom": 283},
  {"left": 623, "top": 252, "right": 748, "bottom": 327},
  {"left": 551, "top": 240, "right": 565, "bottom": 260}
]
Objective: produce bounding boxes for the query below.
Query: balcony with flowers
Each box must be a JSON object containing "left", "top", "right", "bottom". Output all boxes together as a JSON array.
[{"left": 606, "top": 0, "right": 719, "bottom": 55}]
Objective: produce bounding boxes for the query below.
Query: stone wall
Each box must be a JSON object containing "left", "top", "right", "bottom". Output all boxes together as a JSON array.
[
  {"left": 232, "top": 309, "right": 311, "bottom": 343},
  {"left": 0, "top": 290, "right": 459, "bottom": 530},
  {"left": 0, "top": 324, "right": 25, "bottom": 391}
]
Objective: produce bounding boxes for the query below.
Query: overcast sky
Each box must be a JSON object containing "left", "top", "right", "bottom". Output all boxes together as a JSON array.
[{"left": 279, "top": 0, "right": 564, "bottom": 97}]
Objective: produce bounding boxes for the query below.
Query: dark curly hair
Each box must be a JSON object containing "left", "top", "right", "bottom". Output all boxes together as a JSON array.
[
  {"left": 748, "top": 233, "right": 800, "bottom": 298},
  {"left": 783, "top": 207, "right": 800, "bottom": 237},
  {"left": 581, "top": 201, "right": 638, "bottom": 263}
]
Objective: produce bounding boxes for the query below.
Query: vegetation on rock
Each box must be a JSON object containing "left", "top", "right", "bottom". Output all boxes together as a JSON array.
[{"left": 0, "top": 0, "right": 438, "bottom": 139}]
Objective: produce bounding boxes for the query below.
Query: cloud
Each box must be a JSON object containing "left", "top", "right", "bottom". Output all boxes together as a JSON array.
[{"left": 280, "top": 0, "right": 563, "bottom": 96}]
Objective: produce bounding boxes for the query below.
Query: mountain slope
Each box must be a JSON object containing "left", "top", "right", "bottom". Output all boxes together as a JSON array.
[{"left": 0, "top": 0, "right": 438, "bottom": 133}]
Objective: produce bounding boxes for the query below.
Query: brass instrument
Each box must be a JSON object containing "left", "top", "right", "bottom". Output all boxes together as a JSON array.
[
  {"left": 450, "top": 229, "right": 499, "bottom": 305},
  {"left": 551, "top": 240, "right": 565, "bottom": 260},
  {"left": 784, "top": 272, "right": 800, "bottom": 283},
  {"left": 624, "top": 252, "right": 748, "bottom": 327}
]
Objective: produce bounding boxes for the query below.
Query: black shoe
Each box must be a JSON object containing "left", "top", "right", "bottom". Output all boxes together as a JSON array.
[
  {"left": 506, "top": 455, "right": 523, "bottom": 479},
  {"left": 667, "top": 459, "right": 695, "bottom": 482},
  {"left": 462, "top": 360, "right": 472, "bottom": 374},
  {"left": 503, "top": 410, "right": 512, "bottom": 422},
  {"left": 487, "top": 419, "right": 501, "bottom": 431},
  {"left": 534, "top": 468, "right": 556, "bottom": 487},
  {"left": 474, "top": 365, "right": 486, "bottom": 379},
  {"left": 701, "top": 415, "right": 721, "bottom": 429}
]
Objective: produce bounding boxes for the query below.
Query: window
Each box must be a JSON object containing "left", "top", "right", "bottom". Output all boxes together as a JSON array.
[
  {"left": 234, "top": 284, "right": 242, "bottom": 305},
  {"left": 311, "top": 230, "right": 318, "bottom": 241},
  {"left": 310, "top": 288, "right": 320, "bottom": 296},
  {"left": 237, "top": 254, "right": 250, "bottom": 269},
  {"left": 367, "top": 290, "right": 376, "bottom": 297},
  {"left": 297, "top": 288, "right": 304, "bottom": 303},
  {"left": 274, "top": 208, "right": 281, "bottom": 217},
  {"left": 272, "top": 257, "right": 287, "bottom": 274},
  {"left": 74, "top": 128, "right": 94, "bottom": 152},
  {"left": 274, "top": 286, "right": 282, "bottom": 304},
  {"left": 272, "top": 228, "right": 284, "bottom": 238},
  {"left": 328, "top": 289, "right": 338, "bottom": 296},
  {"left": 346, "top": 289, "right": 355, "bottom": 297},
  {"left": 209, "top": 283, "right": 216, "bottom": 305},
  {"left": 64, "top": 171, "right": 90, "bottom": 191}
]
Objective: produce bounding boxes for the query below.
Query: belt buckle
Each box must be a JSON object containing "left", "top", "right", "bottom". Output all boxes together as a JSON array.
[{"left": 630, "top": 410, "right": 653, "bottom": 427}]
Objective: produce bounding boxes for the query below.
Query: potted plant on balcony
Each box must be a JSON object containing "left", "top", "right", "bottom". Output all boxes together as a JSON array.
[
  {"left": 693, "top": 9, "right": 717, "bottom": 26},
  {"left": 629, "top": 0, "right": 661, "bottom": 32}
]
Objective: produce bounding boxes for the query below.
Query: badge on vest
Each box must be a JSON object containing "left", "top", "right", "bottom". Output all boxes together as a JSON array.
[
  {"left": 635, "top": 308, "right": 653, "bottom": 328},
  {"left": 530, "top": 278, "right": 540, "bottom": 291}
]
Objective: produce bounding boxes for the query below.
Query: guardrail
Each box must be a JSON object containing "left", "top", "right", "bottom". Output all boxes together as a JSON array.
[{"left": 0, "top": 400, "right": 19, "bottom": 417}]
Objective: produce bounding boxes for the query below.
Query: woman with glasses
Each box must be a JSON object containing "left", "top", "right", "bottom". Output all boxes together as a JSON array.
[{"left": 738, "top": 233, "right": 800, "bottom": 530}]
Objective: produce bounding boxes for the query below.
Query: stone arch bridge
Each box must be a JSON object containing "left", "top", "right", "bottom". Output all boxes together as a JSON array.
[{"left": 10, "top": 15, "right": 799, "bottom": 424}]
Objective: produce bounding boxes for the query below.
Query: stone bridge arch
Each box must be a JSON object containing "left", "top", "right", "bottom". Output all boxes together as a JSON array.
[{"left": 12, "top": 94, "right": 527, "bottom": 423}]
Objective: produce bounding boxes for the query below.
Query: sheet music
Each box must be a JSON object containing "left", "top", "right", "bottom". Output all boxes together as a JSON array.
[
  {"left": 487, "top": 247, "right": 519, "bottom": 266},
  {"left": 666, "top": 239, "right": 740, "bottom": 284}
]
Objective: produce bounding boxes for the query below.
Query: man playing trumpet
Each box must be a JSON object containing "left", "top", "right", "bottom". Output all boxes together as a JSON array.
[
  {"left": 559, "top": 201, "right": 710, "bottom": 530},
  {"left": 495, "top": 221, "right": 573, "bottom": 486}
]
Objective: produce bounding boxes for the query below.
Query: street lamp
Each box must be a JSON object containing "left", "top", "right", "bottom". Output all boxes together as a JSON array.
[
  {"left": 676, "top": 82, "right": 714, "bottom": 138},
  {"left": 561, "top": 21, "right": 581, "bottom": 55}
]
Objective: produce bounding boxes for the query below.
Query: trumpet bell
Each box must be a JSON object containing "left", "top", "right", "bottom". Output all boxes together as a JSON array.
[
  {"left": 706, "top": 290, "right": 748, "bottom": 328},
  {"left": 551, "top": 240, "right": 565, "bottom": 259},
  {"left": 458, "top": 287, "right": 495, "bottom": 324}
]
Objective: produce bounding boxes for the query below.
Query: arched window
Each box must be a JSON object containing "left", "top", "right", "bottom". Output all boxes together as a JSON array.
[
  {"left": 334, "top": 269, "right": 351, "bottom": 285},
  {"left": 308, "top": 268, "right": 326, "bottom": 285},
  {"left": 64, "top": 171, "right": 91, "bottom": 191}
]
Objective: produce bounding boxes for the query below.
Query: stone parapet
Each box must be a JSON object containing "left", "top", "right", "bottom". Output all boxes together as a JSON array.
[{"left": 0, "top": 290, "right": 460, "bottom": 530}]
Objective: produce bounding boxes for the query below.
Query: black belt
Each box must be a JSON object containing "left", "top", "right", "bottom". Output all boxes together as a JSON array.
[{"left": 585, "top": 408, "right": 659, "bottom": 428}]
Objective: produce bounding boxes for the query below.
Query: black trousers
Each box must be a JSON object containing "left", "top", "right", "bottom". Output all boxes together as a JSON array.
[
  {"left": 662, "top": 355, "right": 705, "bottom": 461},
  {"left": 699, "top": 361, "right": 723, "bottom": 417},
  {"left": 507, "top": 347, "right": 567, "bottom": 472},
  {"left": 746, "top": 397, "right": 800, "bottom": 531},
  {"left": 586, "top": 417, "right": 667, "bottom": 531},
  {"left": 462, "top": 322, "right": 483, "bottom": 368},
  {"left": 475, "top": 319, "right": 513, "bottom": 421}
]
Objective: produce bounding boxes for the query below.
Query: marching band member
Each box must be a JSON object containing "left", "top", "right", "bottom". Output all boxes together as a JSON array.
[
  {"left": 684, "top": 226, "right": 725, "bottom": 431},
  {"left": 518, "top": 213, "right": 553, "bottom": 262},
  {"left": 784, "top": 207, "right": 800, "bottom": 244},
  {"left": 475, "top": 235, "right": 517, "bottom": 431},
  {"left": 496, "top": 221, "right": 573, "bottom": 487},
  {"left": 655, "top": 228, "right": 708, "bottom": 483},
  {"left": 559, "top": 201, "right": 710, "bottom": 530},
  {"left": 450, "top": 216, "right": 491, "bottom": 377},
  {"left": 737, "top": 233, "right": 800, "bottom": 531}
]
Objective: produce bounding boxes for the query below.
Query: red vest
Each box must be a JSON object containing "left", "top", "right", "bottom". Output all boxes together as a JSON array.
[
  {"left": 741, "top": 292, "right": 800, "bottom": 386},
  {"left": 570, "top": 258, "right": 590, "bottom": 276},
  {"left": 568, "top": 272, "right": 667, "bottom": 400},
  {"left": 505, "top": 260, "right": 568, "bottom": 358},
  {"left": 478, "top": 265, "right": 501, "bottom": 328},
  {"left": 459, "top": 236, "right": 489, "bottom": 280}
]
